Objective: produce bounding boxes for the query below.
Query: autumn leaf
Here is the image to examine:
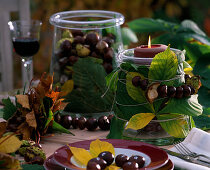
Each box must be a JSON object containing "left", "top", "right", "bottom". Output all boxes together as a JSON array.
[
  {"left": 26, "top": 110, "right": 37, "bottom": 129},
  {"left": 89, "top": 139, "right": 115, "bottom": 158},
  {"left": 16, "top": 94, "right": 30, "bottom": 109},
  {"left": 61, "top": 80, "right": 74, "bottom": 96},
  {"left": 105, "top": 165, "right": 120, "bottom": 170},
  {"left": 0, "top": 134, "right": 22, "bottom": 153},
  {"left": 17, "top": 123, "right": 32, "bottom": 140},
  {"left": 126, "top": 113, "right": 155, "bottom": 130},
  {"left": 0, "top": 152, "right": 21, "bottom": 169},
  {"left": 69, "top": 146, "right": 92, "bottom": 166}
]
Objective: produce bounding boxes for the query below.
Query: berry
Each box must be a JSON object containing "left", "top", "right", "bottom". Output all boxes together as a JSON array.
[
  {"left": 87, "top": 161, "right": 101, "bottom": 170},
  {"left": 61, "top": 115, "right": 72, "bottom": 129},
  {"left": 182, "top": 85, "right": 191, "bottom": 97},
  {"left": 54, "top": 113, "right": 61, "bottom": 124},
  {"left": 188, "top": 85, "right": 195, "bottom": 95},
  {"left": 98, "top": 151, "right": 114, "bottom": 166},
  {"left": 102, "top": 37, "right": 114, "bottom": 47},
  {"left": 139, "top": 79, "right": 148, "bottom": 91},
  {"left": 91, "top": 52, "right": 100, "bottom": 58},
  {"left": 72, "top": 117, "right": 79, "bottom": 129},
  {"left": 115, "top": 154, "right": 129, "bottom": 167},
  {"left": 129, "top": 155, "right": 145, "bottom": 168},
  {"left": 175, "top": 86, "right": 183, "bottom": 99},
  {"left": 85, "top": 118, "right": 98, "bottom": 131},
  {"left": 167, "top": 86, "right": 176, "bottom": 98},
  {"left": 71, "top": 30, "right": 84, "bottom": 37},
  {"left": 88, "top": 157, "right": 107, "bottom": 169},
  {"left": 98, "top": 116, "right": 110, "bottom": 130},
  {"left": 157, "top": 85, "right": 167, "bottom": 98},
  {"left": 78, "top": 117, "right": 86, "bottom": 130},
  {"left": 122, "top": 161, "right": 139, "bottom": 170},
  {"left": 132, "top": 76, "right": 141, "bottom": 87},
  {"left": 85, "top": 32, "right": 100, "bottom": 46}
]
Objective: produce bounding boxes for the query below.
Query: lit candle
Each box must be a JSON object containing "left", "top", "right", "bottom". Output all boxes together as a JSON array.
[{"left": 134, "top": 36, "right": 167, "bottom": 58}]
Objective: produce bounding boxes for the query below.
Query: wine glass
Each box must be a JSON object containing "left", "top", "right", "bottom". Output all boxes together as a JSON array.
[{"left": 8, "top": 20, "right": 42, "bottom": 88}]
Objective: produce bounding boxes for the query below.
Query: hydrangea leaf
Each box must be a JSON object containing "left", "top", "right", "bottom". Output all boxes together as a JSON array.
[
  {"left": 126, "top": 113, "right": 155, "bottom": 130},
  {"left": 90, "top": 139, "right": 115, "bottom": 158}
]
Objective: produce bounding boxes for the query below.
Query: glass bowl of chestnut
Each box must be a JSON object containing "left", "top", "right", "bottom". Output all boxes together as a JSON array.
[{"left": 49, "top": 10, "right": 124, "bottom": 115}]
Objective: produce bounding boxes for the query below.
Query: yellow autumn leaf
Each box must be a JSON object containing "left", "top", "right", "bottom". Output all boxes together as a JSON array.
[
  {"left": 61, "top": 80, "right": 74, "bottom": 96},
  {"left": 0, "top": 135, "right": 22, "bottom": 153},
  {"left": 15, "top": 94, "right": 30, "bottom": 109},
  {"left": 89, "top": 139, "right": 115, "bottom": 158},
  {"left": 69, "top": 146, "right": 92, "bottom": 166},
  {"left": 105, "top": 165, "right": 120, "bottom": 170},
  {"left": 125, "top": 113, "right": 155, "bottom": 130}
]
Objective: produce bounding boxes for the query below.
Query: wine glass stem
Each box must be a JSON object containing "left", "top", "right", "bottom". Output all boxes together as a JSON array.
[{"left": 22, "top": 57, "right": 33, "bottom": 88}]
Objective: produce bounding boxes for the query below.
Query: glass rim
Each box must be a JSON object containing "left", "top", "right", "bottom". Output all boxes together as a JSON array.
[
  {"left": 49, "top": 10, "right": 125, "bottom": 29},
  {"left": 8, "top": 20, "right": 42, "bottom": 27}
]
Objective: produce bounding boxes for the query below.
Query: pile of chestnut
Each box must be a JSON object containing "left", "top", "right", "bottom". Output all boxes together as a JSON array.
[
  {"left": 54, "top": 114, "right": 114, "bottom": 131},
  {"left": 87, "top": 151, "right": 145, "bottom": 170},
  {"left": 56, "top": 30, "right": 116, "bottom": 84},
  {"left": 132, "top": 74, "right": 196, "bottom": 103}
]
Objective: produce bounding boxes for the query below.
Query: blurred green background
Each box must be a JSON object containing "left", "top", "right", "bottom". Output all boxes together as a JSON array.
[{"left": 12, "top": 0, "right": 210, "bottom": 88}]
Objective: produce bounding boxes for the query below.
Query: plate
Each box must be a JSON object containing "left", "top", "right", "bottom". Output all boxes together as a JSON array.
[
  {"left": 53, "top": 139, "right": 169, "bottom": 170},
  {"left": 44, "top": 155, "right": 174, "bottom": 170}
]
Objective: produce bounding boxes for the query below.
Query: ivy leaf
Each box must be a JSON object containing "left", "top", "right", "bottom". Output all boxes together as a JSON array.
[
  {"left": 52, "top": 121, "right": 74, "bottom": 136},
  {"left": 0, "top": 134, "right": 22, "bottom": 153},
  {"left": 126, "top": 72, "right": 147, "bottom": 104},
  {"left": 157, "top": 114, "right": 190, "bottom": 138},
  {"left": 69, "top": 146, "right": 92, "bottom": 166},
  {"left": 90, "top": 139, "right": 115, "bottom": 158},
  {"left": 148, "top": 46, "right": 178, "bottom": 85},
  {"left": 125, "top": 113, "right": 155, "bottom": 130},
  {"left": 2, "top": 98, "right": 16, "bottom": 120},
  {"left": 158, "top": 95, "right": 203, "bottom": 116}
]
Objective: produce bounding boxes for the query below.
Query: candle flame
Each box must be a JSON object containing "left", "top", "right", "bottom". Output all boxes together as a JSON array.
[{"left": 148, "top": 35, "right": 151, "bottom": 48}]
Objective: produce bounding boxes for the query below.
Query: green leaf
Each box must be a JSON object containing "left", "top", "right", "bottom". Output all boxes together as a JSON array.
[
  {"left": 0, "top": 108, "right": 3, "bottom": 118},
  {"left": 105, "top": 68, "right": 119, "bottom": 92},
  {"left": 22, "top": 164, "right": 45, "bottom": 170},
  {"left": 177, "top": 20, "right": 206, "bottom": 36},
  {"left": 2, "top": 98, "right": 17, "bottom": 120},
  {"left": 159, "top": 95, "right": 203, "bottom": 116},
  {"left": 64, "top": 57, "right": 113, "bottom": 113},
  {"left": 157, "top": 114, "right": 190, "bottom": 138},
  {"left": 121, "top": 27, "right": 138, "bottom": 45},
  {"left": 126, "top": 72, "right": 148, "bottom": 104},
  {"left": 193, "top": 107, "right": 210, "bottom": 130},
  {"left": 148, "top": 46, "right": 178, "bottom": 85},
  {"left": 126, "top": 113, "right": 155, "bottom": 130},
  {"left": 43, "top": 97, "right": 53, "bottom": 116},
  {"left": 137, "top": 65, "right": 149, "bottom": 78},
  {"left": 44, "top": 110, "right": 53, "bottom": 129},
  {"left": 52, "top": 121, "right": 75, "bottom": 136},
  {"left": 107, "top": 115, "right": 126, "bottom": 139},
  {"left": 198, "top": 87, "right": 210, "bottom": 108},
  {"left": 128, "top": 18, "right": 178, "bottom": 33},
  {"left": 115, "top": 71, "right": 152, "bottom": 120}
]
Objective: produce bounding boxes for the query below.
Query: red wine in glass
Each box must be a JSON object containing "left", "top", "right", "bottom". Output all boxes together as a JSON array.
[{"left": 12, "top": 37, "right": 40, "bottom": 57}]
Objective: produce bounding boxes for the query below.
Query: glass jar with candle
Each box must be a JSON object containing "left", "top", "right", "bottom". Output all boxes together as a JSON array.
[
  {"left": 108, "top": 43, "right": 202, "bottom": 145},
  {"left": 49, "top": 10, "right": 124, "bottom": 115}
]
